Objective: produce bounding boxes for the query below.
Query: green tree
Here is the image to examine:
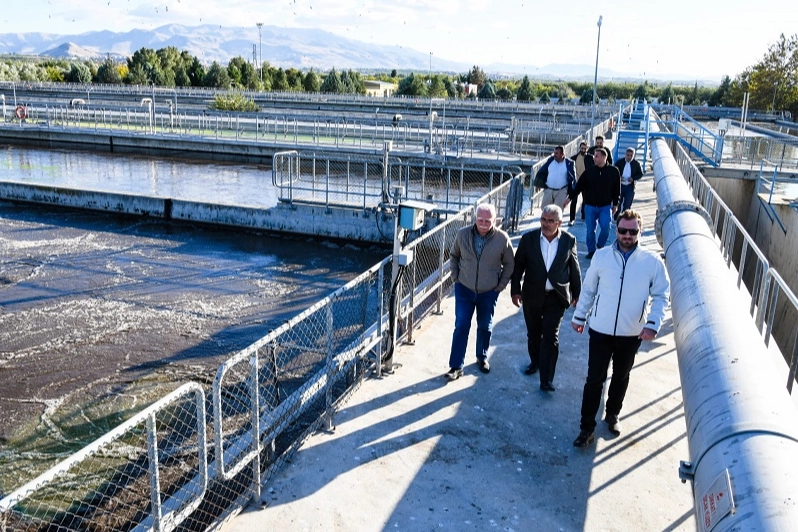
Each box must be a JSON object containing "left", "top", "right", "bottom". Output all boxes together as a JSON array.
[
  {"left": 203, "top": 61, "right": 231, "bottom": 88},
  {"left": 187, "top": 57, "right": 206, "bottom": 87},
  {"left": 708, "top": 76, "right": 733, "bottom": 107},
  {"left": 579, "top": 88, "right": 593, "bottom": 104},
  {"left": 659, "top": 83, "right": 674, "bottom": 105},
  {"left": 396, "top": 72, "right": 427, "bottom": 96},
  {"left": 320, "top": 68, "right": 343, "bottom": 93},
  {"left": 736, "top": 33, "right": 798, "bottom": 115},
  {"left": 66, "top": 63, "right": 92, "bottom": 83},
  {"left": 477, "top": 80, "right": 497, "bottom": 99},
  {"left": 539, "top": 91, "right": 551, "bottom": 103},
  {"left": 96, "top": 57, "right": 122, "bottom": 84},
  {"left": 211, "top": 91, "right": 259, "bottom": 111},
  {"left": 496, "top": 86, "right": 513, "bottom": 100},
  {"left": 633, "top": 82, "right": 649, "bottom": 102},
  {"left": 126, "top": 48, "right": 165, "bottom": 85},
  {"left": 429, "top": 75, "right": 447, "bottom": 97},
  {"left": 285, "top": 68, "right": 304, "bottom": 91},
  {"left": 303, "top": 69, "right": 321, "bottom": 92},
  {"left": 272, "top": 68, "right": 289, "bottom": 91},
  {"left": 517, "top": 76, "right": 535, "bottom": 102},
  {"left": 467, "top": 65, "right": 487, "bottom": 88}
]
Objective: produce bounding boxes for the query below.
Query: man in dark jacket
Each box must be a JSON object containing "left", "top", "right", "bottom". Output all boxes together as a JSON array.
[
  {"left": 587, "top": 135, "right": 613, "bottom": 165},
  {"left": 614, "top": 147, "right": 644, "bottom": 218},
  {"left": 569, "top": 148, "right": 620, "bottom": 260},
  {"left": 511, "top": 204, "right": 581, "bottom": 391},
  {"left": 569, "top": 141, "right": 594, "bottom": 225},
  {"left": 446, "top": 203, "right": 515, "bottom": 380}
]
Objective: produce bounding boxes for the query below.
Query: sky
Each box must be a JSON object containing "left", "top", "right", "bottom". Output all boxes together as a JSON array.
[{"left": 5, "top": 0, "right": 798, "bottom": 81}]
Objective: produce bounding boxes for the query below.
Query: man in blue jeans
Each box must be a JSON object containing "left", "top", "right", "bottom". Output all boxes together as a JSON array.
[
  {"left": 569, "top": 148, "right": 620, "bottom": 259},
  {"left": 446, "top": 203, "right": 515, "bottom": 380}
]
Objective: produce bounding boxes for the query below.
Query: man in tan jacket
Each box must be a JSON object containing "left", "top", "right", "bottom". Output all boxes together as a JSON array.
[{"left": 446, "top": 203, "right": 514, "bottom": 380}]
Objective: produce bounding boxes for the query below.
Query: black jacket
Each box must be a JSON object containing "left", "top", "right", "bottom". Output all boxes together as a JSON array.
[
  {"left": 587, "top": 145, "right": 613, "bottom": 165},
  {"left": 615, "top": 158, "right": 644, "bottom": 188},
  {"left": 569, "top": 163, "right": 620, "bottom": 208},
  {"left": 511, "top": 228, "right": 581, "bottom": 309}
]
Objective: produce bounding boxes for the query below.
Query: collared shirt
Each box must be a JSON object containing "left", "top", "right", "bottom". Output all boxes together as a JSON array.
[
  {"left": 546, "top": 159, "right": 569, "bottom": 189},
  {"left": 540, "top": 230, "right": 560, "bottom": 291},
  {"left": 621, "top": 159, "right": 633, "bottom": 185},
  {"left": 574, "top": 154, "right": 587, "bottom": 178},
  {"left": 473, "top": 230, "right": 488, "bottom": 259}
]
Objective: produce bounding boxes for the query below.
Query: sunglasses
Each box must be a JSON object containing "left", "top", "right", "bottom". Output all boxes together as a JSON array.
[{"left": 617, "top": 228, "right": 639, "bottom": 235}]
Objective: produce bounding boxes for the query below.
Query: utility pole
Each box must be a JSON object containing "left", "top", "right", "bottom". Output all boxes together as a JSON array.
[
  {"left": 589, "top": 15, "right": 603, "bottom": 145},
  {"left": 256, "top": 23, "right": 264, "bottom": 84}
]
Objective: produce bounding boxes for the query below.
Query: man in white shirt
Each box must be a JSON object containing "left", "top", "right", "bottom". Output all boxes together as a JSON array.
[
  {"left": 511, "top": 204, "right": 581, "bottom": 391},
  {"left": 614, "top": 148, "right": 644, "bottom": 219},
  {"left": 534, "top": 146, "right": 576, "bottom": 210}
]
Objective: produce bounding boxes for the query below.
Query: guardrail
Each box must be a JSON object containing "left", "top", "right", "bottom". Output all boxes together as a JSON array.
[
  {"left": 272, "top": 149, "right": 524, "bottom": 213},
  {"left": 0, "top": 176, "right": 523, "bottom": 532},
  {"left": 721, "top": 134, "right": 798, "bottom": 169},
  {"left": 671, "top": 138, "right": 798, "bottom": 390}
]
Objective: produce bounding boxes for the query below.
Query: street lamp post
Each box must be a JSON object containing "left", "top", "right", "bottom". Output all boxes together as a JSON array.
[
  {"left": 256, "top": 22, "right": 264, "bottom": 84},
  {"left": 589, "top": 15, "right": 603, "bottom": 145},
  {"left": 429, "top": 52, "right": 433, "bottom": 152}
]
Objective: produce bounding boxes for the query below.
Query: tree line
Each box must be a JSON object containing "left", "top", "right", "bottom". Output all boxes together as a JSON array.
[{"left": 0, "top": 34, "right": 795, "bottom": 118}]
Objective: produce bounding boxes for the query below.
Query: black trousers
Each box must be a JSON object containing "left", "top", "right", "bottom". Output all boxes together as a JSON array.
[
  {"left": 579, "top": 329, "right": 642, "bottom": 431},
  {"left": 569, "top": 196, "right": 585, "bottom": 221},
  {"left": 522, "top": 292, "right": 566, "bottom": 385}
]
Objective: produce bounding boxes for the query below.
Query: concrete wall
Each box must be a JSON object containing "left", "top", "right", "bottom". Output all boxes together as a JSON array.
[
  {"left": 745, "top": 195, "right": 798, "bottom": 294},
  {"left": 0, "top": 181, "right": 401, "bottom": 244},
  {"left": 0, "top": 127, "right": 386, "bottom": 165},
  {"left": 703, "top": 167, "right": 758, "bottom": 224}
]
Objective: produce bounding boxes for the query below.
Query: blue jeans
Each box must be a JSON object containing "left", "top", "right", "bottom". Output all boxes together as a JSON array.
[
  {"left": 448, "top": 282, "right": 500, "bottom": 369},
  {"left": 584, "top": 204, "right": 612, "bottom": 253},
  {"left": 619, "top": 184, "right": 635, "bottom": 215}
]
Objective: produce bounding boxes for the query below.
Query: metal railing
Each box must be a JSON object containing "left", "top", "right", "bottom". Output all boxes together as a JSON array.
[
  {"left": 671, "top": 138, "right": 798, "bottom": 390},
  {"left": 0, "top": 177, "right": 523, "bottom": 532},
  {"left": 272, "top": 150, "right": 523, "bottom": 213},
  {"left": 721, "top": 134, "right": 798, "bottom": 169}
]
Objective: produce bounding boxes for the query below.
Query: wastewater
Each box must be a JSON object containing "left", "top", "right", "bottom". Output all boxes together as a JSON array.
[{"left": 0, "top": 145, "right": 386, "bottom": 497}]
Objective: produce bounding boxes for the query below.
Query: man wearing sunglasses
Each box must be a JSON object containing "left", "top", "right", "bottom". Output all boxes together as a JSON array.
[{"left": 570, "top": 209, "right": 670, "bottom": 448}]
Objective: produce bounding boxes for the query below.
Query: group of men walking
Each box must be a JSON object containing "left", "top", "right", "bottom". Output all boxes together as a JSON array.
[{"left": 443, "top": 139, "right": 670, "bottom": 448}]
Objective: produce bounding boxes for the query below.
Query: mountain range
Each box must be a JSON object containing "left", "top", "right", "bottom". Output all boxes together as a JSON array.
[{"left": 0, "top": 24, "right": 707, "bottom": 83}]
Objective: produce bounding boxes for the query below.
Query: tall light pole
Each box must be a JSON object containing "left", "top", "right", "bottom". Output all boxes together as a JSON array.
[
  {"left": 589, "top": 15, "right": 603, "bottom": 145},
  {"left": 256, "top": 22, "right": 264, "bottom": 84},
  {"left": 429, "top": 52, "right": 434, "bottom": 152}
]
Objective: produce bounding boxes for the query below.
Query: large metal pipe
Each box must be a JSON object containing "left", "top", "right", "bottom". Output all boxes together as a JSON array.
[{"left": 650, "top": 133, "right": 798, "bottom": 531}]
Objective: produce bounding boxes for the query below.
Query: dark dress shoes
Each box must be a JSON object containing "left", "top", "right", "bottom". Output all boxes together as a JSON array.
[
  {"left": 573, "top": 430, "right": 595, "bottom": 447},
  {"left": 524, "top": 363, "right": 538, "bottom": 375},
  {"left": 540, "top": 382, "right": 555, "bottom": 392}
]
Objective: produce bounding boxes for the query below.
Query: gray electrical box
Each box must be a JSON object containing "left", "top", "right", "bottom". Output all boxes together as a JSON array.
[{"left": 398, "top": 200, "right": 435, "bottom": 231}]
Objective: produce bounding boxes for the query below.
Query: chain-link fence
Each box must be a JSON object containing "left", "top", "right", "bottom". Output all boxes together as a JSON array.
[{"left": 0, "top": 178, "right": 523, "bottom": 531}]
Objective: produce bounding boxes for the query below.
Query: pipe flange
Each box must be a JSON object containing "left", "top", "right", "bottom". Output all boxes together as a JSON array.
[{"left": 654, "top": 200, "right": 712, "bottom": 248}]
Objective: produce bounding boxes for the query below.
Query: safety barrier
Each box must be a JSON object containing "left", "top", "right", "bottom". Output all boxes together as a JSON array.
[
  {"left": 670, "top": 136, "right": 798, "bottom": 392},
  {"left": 272, "top": 149, "right": 523, "bottom": 214},
  {"left": 0, "top": 177, "right": 521, "bottom": 532}
]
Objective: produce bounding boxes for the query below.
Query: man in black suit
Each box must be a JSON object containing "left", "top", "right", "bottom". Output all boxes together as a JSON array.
[{"left": 511, "top": 205, "right": 581, "bottom": 391}]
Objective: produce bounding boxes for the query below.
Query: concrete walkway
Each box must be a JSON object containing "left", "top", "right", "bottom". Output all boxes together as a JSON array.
[{"left": 223, "top": 176, "right": 697, "bottom": 531}]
